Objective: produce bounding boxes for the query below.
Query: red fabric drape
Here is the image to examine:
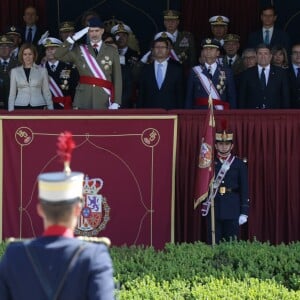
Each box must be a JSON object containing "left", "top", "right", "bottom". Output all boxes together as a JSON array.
[
  {"left": 0, "top": 1, "right": 46, "bottom": 33},
  {"left": 182, "top": 0, "right": 261, "bottom": 54},
  {"left": 173, "top": 109, "right": 300, "bottom": 245}
]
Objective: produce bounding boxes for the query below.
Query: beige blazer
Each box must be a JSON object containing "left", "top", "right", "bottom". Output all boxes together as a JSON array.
[{"left": 8, "top": 64, "right": 53, "bottom": 111}]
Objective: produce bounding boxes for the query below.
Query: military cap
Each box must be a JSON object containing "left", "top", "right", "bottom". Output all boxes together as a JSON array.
[
  {"left": 5, "top": 25, "right": 22, "bottom": 36},
  {"left": 154, "top": 31, "right": 175, "bottom": 43},
  {"left": 209, "top": 15, "right": 229, "bottom": 26},
  {"left": 224, "top": 34, "right": 240, "bottom": 42},
  {"left": 88, "top": 17, "right": 104, "bottom": 28},
  {"left": 38, "top": 132, "right": 84, "bottom": 202},
  {"left": 201, "top": 38, "right": 221, "bottom": 49},
  {"left": 42, "top": 37, "right": 62, "bottom": 48},
  {"left": 215, "top": 120, "right": 233, "bottom": 142},
  {"left": 163, "top": 10, "right": 180, "bottom": 20},
  {"left": 0, "top": 35, "right": 14, "bottom": 45},
  {"left": 59, "top": 21, "right": 75, "bottom": 32},
  {"left": 111, "top": 23, "right": 132, "bottom": 35}
]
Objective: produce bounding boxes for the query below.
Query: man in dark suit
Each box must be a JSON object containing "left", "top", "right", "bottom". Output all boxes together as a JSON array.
[
  {"left": 247, "top": 5, "right": 290, "bottom": 51},
  {"left": 22, "top": 5, "right": 45, "bottom": 45},
  {"left": 137, "top": 36, "right": 184, "bottom": 109},
  {"left": 288, "top": 43, "right": 300, "bottom": 108},
  {"left": 185, "top": 38, "right": 237, "bottom": 109},
  {"left": 206, "top": 126, "right": 249, "bottom": 244},
  {"left": 0, "top": 132, "right": 115, "bottom": 300},
  {"left": 239, "top": 43, "right": 290, "bottom": 109}
]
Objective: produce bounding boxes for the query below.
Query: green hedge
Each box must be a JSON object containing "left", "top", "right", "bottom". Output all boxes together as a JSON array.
[
  {"left": 1, "top": 240, "right": 300, "bottom": 299},
  {"left": 110, "top": 240, "right": 300, "bottom": 298}
]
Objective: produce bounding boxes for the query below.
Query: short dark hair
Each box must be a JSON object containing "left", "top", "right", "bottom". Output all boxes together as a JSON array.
[
  {"left": 40, "top": 198, "right": 81, "bottom": 223},
  {"left": 255, "top": 43, "right": 271, "bottom": 53},
  {"left": 260, "top": 5, "right": 277, "bottom": 16},
  {"left": 151, "top": 38, "right": 170, "bottom": 49}
]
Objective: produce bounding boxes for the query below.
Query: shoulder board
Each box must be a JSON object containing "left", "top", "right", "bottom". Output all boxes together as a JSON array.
[
  {"left": 5, "top": 237, "right": 33, "bottom": 244},
  {"left": 77, "top": 236, "right": 111, "bottom": 247},
  {"left": 181, "top": 31, "right": 192, "bottom": 36}
]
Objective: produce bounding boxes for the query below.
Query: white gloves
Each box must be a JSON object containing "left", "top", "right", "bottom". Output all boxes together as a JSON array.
[
  {"left": 239, "top": 214, "right": 248, "bottom": 225},
  {"left": 70, "top": 27, "right": 89, "bottom": 43},
  {"left": 37, "top": 30, "right": 49, "bottom": 45},
  {"left": 108, "top": 103, "right": 120, "bottom": 110}
]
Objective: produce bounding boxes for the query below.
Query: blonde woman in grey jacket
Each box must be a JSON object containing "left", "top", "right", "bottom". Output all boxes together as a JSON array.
[{"left": 8, "top": 43, "right": 53, "bottom": 111}]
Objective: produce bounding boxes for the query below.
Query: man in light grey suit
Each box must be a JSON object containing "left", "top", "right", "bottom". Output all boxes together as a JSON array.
[{"left": 55, "top": 17, "right": 122, "bottom": 109}]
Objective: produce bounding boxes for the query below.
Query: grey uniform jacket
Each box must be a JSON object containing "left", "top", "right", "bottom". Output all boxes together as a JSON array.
[{"left": 55, "top": 41, "right": 122, "bottom": 109}]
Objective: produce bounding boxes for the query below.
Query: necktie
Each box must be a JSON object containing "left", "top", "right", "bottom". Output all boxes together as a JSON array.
[
  {"left": 156, "top": 63, "right": 163, "bottom": 89},
  {"left": 228, "top": 58, "right": 233, "bottom": 67},
  {"left": 92, "top": 44, "right": 98, "bottom": 56},
  {"left": 50, "top": 64, "right": 56, "bottom": 72},
  {"left": 2, "top": 61, "right": 8, "bottom": 71},
  {"left": 297, "top": 68, "right": 300, "bottom": 79},
  {"left": 207, "top": 66, "right": 213, "bottom": 79},
  {"left": 27, "top": 27, "right": 33, "bottom": 43},
  {"left": 264, "top": 29, "right": 270, "bottom": 45},
  {"left": 260, "top": 68, "right": 266, "bottom": 89}
]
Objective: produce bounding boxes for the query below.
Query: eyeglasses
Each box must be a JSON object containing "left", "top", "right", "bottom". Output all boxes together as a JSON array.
[{"left": 292, "top": 51, "right": 300, "bottom": 55}]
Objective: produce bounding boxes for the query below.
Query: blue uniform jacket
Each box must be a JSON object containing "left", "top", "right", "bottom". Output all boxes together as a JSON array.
[
  {"left": 214, "top": 156, "right": 249, "bottom": 220},
  {"left": 0, "top": 236, "right": 115, "bottom": 300},
  {"left": 185, "top": 64, "right": 237, "bottom": 109}
]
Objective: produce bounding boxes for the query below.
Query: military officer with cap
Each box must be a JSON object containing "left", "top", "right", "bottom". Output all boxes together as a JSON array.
[
  {"left": 111, "top": 23, "right": 140, "bottom": 67},
  {"left": 222, "top": 34, "right": 245, "bottom": 75},
  {"left": 42, "top": 37, "right": 79, "bottom": 109},
  {"left": 55, "top": 17, "right": 122, "bottom": 109},
  {"left": 0, "top": 35, "right": 19, "bottom": 109},
  {"left": 185, "top": 38, "right": 236, "bottom": 109},
  {"left": 163, "top": 9, "right": 196, "bottom": 70},
  {"left": 0, "top": 131, "right": 115, "bottom": 299},
  {"left": 111, "top": 23, "right": 140, "bottom": 107},
  {"left": 205, "top": 122, "right": 249, "bottom": 244},
  {"left": 5, "top": 26, "right": 22, "bottom": 60},
  {"left": 59, "top": 21, "right": 76, "bottom": 42},
  {"left": 209, "top": 15, "right": 230, "bottom": 47}
]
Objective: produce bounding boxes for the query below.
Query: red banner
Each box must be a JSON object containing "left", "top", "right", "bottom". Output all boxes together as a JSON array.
[
  {"left": 0, "top": 113, "right": 177, "bottom": 249},
  {"left": 194, "top": 98, "right": 215, "bottom": 209}
]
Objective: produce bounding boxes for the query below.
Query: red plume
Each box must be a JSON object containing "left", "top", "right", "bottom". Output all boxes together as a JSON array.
[
  {"left": 57, "top": 131, "right": 75, "bottom": 174},
  {"left": 221, "top": 119, "right": 228, "bottom": 131}
]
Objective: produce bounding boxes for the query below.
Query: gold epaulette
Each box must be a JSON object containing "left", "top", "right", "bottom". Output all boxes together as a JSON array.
[
  {"left": 5, "top": 237, "right": 33, "bottom": 244},
  {"left": 77, "top": 236, "right": 111, "bottom": 247}
]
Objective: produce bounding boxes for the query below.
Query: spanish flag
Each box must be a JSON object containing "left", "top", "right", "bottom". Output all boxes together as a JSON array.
[{"left": 194, "top": 96, "right": 215, "bottom": 209}]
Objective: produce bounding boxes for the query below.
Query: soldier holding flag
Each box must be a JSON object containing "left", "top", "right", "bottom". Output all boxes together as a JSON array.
[{"left": 205, "top": 121, "right": 249, "bottom": 244}]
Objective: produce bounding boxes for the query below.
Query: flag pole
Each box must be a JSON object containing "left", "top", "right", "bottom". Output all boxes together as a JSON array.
[
  {"left": 210, "top": 193, "right": 216, "bottom": 246},
  {"left": 208, "top": 98, "right": 216, "bottom": 246}
]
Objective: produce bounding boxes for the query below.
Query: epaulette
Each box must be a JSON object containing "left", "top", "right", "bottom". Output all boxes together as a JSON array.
[
  {"left": 181, "top": 31, "right": 192, "bottom": 36},
  {"left": 77, "top": 236, "right": 111, "bottom": 247},
  {"left": 5, "top": 237, "right": 33, "bottom": 244}
]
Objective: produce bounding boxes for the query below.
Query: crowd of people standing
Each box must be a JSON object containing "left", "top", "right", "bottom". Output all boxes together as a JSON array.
[{"left": 1, "top": 4, "right": 299, "bottom": 111}]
